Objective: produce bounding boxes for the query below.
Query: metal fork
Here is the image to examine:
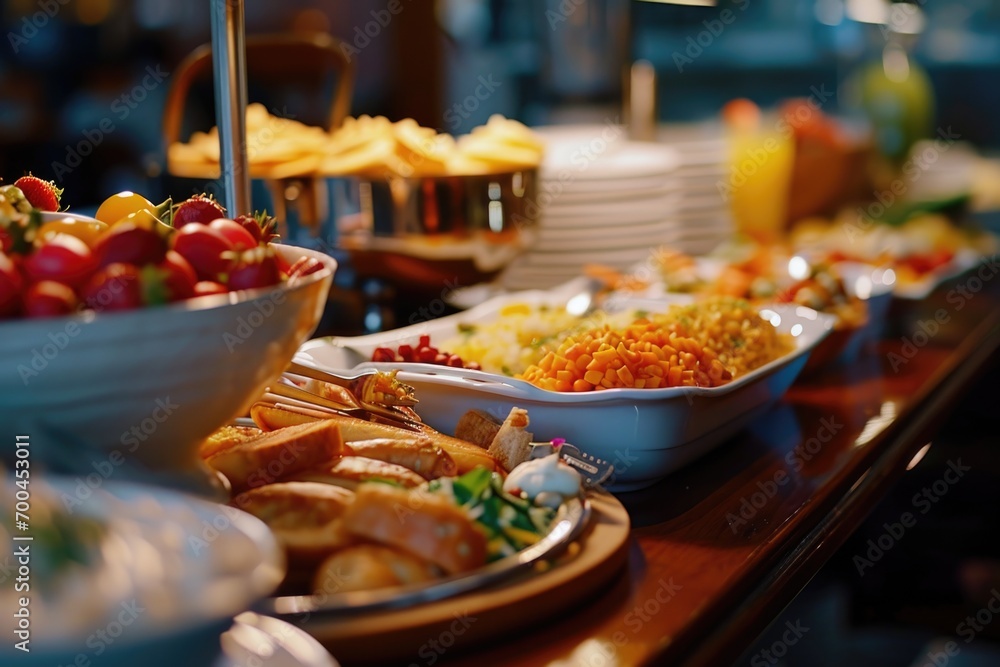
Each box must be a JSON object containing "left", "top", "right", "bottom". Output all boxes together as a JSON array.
[
  {"left": 261, "top": 381, "right": 424, "bottom": 432},
  {"left": 267, "top": 362, "right": 423, "bottom": 431},
  {"left": 285, "top": 361, "right": 418, "bottom": 407}
]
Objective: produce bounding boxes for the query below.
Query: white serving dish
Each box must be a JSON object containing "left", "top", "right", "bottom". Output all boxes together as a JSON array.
[
  {"left": 891, "top": 248, "right": 988, "bottom": 300},
  {"left": 296, "top": 290, "right": 834, "bottom": 491}
]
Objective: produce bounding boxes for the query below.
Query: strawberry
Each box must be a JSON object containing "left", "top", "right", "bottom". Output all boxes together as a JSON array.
[
  {"left": 13, "top": 175, "right": 62, "bottom": 212},
  {"left": 233, "top": 210, "right": 280, "bottom": 244},
  {"left": 172, "top": 194, "right": 226, "bottom": 229},
  {"left": 227, "top": 245, "right": 281, "bottom": 291}
]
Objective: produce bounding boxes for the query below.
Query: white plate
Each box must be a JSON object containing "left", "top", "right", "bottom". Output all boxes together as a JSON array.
[
  {"left": 541, "top": 142, "right": 681, "bottom": 182},
  {"left": 521, "top": 246, "right": 655, "bottom": 268},
  {"left": 297, "top": 296, "right": 834, "bottom": 490},
  {"left": 538, "top": 180, "right": 678, "bottom": 204},
  {"left": 0, "top": 478, "right": 283, "bottom": 666},
  {"left": 540, "top": 193, "right": 683, "bottom": 223},
  {"left": 217, "top": 613, "right": 339, "bottom": 667},
  {"left": 891, "top": 249, "right": 987, "bottom": 300},
  {"left": 536, "top": 217, "right": 673, "bottom": 241}
]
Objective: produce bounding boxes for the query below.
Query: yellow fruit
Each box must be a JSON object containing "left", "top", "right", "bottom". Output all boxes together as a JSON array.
[
  {"left": 95, "top": 191, "right": 153, "bottom": 225},
  {"left": 108, "top": 208, "right": 172, "bottom": 236},
  {"left": 36, "top": 217, "right": 108, "bottom": 248}
]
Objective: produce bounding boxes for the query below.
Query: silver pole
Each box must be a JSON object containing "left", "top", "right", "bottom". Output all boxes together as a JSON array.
[{"left": 210, "top": 0, "right": 251, "bottom": 216}]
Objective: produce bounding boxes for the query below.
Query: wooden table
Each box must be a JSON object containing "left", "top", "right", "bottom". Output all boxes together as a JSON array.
[{"left": 436, "top": 268, "right": 1000, "bottom": 667}]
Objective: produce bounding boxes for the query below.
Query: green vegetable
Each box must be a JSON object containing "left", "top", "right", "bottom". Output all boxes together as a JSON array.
[{"left": 431, "top": 468, "right": 556, "bottom": 561}]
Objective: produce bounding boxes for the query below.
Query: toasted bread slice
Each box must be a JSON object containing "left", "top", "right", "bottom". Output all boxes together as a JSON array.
[
  {"left": 454, "top": 410, "right": 502, "bottom": 449},
  {"left": 205, "top": 420, "right": 344, "bottom": 491},
  {"left": 488, "top": 407, "right": 533, "bottom": 472},
  {"left": 286, "top": 456, "right": 425, "bottom": 490},
  {"left": 312, "top": 544, "right": 439, "bottom": 594},
  {"left": 199, "top": 424, "right": 261, "bottom": 459},
  {"left": 343, "top": 484, "right": 487, "bottom": 575},
  {"left": 232, "top": 481, "right": 356, "bottom": 560}
]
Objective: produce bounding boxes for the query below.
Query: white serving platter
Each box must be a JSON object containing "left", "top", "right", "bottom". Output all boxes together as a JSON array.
[{"left": 296, "top": 291, "right": 834, "bottom": 491}]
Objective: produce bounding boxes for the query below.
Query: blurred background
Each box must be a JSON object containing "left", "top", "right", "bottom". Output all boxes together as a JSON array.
[
  {"left": 3, "top": 3, "right": 1000, "bottom": 667},
  {"left": 1, "top": 0, "right": 999, "bottom": 208}
]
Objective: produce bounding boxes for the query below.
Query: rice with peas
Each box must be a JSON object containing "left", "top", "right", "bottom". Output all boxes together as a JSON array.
[
  {"left": 518, "top": 297, "right": 793, "bottom": 392},
  {"left": 443, "top": 297, "right": 791, "bottom": 391}
]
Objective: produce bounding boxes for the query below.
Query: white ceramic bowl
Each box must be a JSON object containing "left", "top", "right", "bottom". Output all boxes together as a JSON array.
[
  {"left": 0, "top": 478, "right": 283, "bottom": 666},
  {"left": 297, "top": 289, "right": 833, "bottom": 491},
  {"left": 0, "top": 243, "right": 335, "bottom": 474}
]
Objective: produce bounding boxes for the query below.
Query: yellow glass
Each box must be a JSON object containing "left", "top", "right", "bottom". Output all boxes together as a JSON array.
[{"left": 724, "top": 127, "right": 795, "bottom": 243}]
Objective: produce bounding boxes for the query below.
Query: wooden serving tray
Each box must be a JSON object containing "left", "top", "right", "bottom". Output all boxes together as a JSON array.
[{"left": 296, "top": 491, "right": 631, "bottom": 665}]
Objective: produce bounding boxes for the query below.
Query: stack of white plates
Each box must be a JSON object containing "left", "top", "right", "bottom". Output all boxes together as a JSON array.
[
  {"left": 661, "top": 137, "right": 731, "bottom": 256},
  {"left": 500, "top": 125, "right": 731, "bottom": 290}
]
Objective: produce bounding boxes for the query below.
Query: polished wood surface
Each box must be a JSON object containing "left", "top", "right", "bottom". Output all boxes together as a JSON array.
[{"left": 428, "top": 271, "right": 1000, "bottom": 667}]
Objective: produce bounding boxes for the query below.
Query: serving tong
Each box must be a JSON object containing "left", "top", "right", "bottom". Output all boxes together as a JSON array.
[
  {"left": 263, "top": 363, "right": 616, "bottom": 489},
  {"left": 260, "top": 362, "right": 425, "bottom": 431}
]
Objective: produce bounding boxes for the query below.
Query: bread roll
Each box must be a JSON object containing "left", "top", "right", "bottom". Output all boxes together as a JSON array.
[
  {"left": 343, "top": 484, "right": 487, "bottom": 574},
  {"left": 232, "top": 481, "right": 356, "bottom": 559},
  {"left": 312, "top": 544, "right": 439, "bottom": 594},
  {"left": 285, "top": 456, "right": 425, "bottom": 490},
  {"left": 488, "top": 407, "right": 533, "bottom": 472},
  {"left": 454, "top": 410, "right": 501, "bottom": 449}
]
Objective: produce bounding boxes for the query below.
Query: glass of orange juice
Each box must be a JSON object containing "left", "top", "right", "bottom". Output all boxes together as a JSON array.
[{"left": 721, "top": 100, "right": 796, "bottom": 244}]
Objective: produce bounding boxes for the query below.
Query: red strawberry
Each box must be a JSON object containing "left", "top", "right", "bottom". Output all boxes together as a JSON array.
[
  {"left": 233, "top": 211, "right": 280, "bottom": 244},
  {"left": 172, "top": 194, "right": 226, "bottom": 229},
  {"left": 24, "top": 281, "right": 77, "bottom": 318},
  {"left": 82, "top": 263, "right": 143, "bottom": 312},
  {"left": 13, "top": 175, "right": 62, "bottom": 212},
  {"left": 227, "top": 245, "right": 281, "bottom": 291},
  {"left": 285, "top": 255, "right": 324, "bottom": 283},
  {"left": 193, "top": 280, "right": 228, "bottom": 297}
]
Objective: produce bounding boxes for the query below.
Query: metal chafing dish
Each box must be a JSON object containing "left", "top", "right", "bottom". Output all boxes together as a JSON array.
[{"left": 335, "top": 168, "right": 539, "bottom": 290}]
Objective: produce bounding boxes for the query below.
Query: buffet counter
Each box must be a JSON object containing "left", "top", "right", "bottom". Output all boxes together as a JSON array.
[{"left": 434, "top": 266, "right": 1000, "bottom": 666}]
